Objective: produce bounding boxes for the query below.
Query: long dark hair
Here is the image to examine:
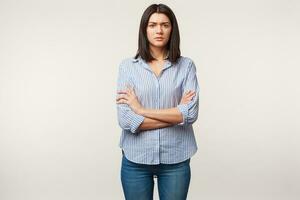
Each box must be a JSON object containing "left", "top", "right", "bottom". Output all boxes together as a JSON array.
[{"left": 134, "top": 4, "right": 181, "bottom": 63}]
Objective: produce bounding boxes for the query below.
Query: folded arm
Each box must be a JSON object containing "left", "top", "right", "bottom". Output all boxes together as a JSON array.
[
  {"left": 116, "top": 59, "right": 200, "bottom": 133},
  {"left": 137, "top": 60, "right": 200, "bottom": 127},
  {"left": 138, "top": 117, "right": 174, "bottom": 131},
  {"left": 138, "top": 107, "right": 183, "bottom": 125}
]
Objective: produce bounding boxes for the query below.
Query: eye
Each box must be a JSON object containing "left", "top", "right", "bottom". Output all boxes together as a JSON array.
[
  {"left": 148, "top": 24, "right": 155, "bottom": 27},
  {"left": 163, "top": 24, "right": 170, "bottom": 28}
]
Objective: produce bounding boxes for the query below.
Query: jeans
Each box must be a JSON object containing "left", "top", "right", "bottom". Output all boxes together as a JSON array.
[{"left": 121, "top": 151, "right": 191, "bottom": 200}]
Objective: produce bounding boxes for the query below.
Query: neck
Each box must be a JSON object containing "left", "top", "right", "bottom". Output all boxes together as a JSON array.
[{"left": 149, "top": 45, "right": 168, "bottom": 61}]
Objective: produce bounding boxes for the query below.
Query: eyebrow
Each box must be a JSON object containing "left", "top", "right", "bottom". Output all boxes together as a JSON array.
[{"left": 148, "top": 22, "right": 170, "bottom": 24}]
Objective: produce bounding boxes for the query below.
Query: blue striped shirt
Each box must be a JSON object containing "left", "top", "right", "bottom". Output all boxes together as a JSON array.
[{"left": 116, "top": 55, "right": 200, "bottom": 165}]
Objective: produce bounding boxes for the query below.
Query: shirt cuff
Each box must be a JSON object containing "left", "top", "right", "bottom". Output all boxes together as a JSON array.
[
  {"left": 129, "top": 113, "right": 145, "bottom": 133},
  {"left": 177, "top": 104, "right": 189, "bottom": 126}
]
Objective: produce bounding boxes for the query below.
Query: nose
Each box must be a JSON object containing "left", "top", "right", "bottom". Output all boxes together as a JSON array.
[{"left": 156, "top": 25, "right": 163, "bottom": 33}]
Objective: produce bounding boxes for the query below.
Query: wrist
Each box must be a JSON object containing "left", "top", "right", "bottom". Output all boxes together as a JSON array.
[{"left": 137, "top": 107, "right": 146, "bottom": 116}]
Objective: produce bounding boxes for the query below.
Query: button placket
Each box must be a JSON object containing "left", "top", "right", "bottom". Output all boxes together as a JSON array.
[{"left": 151, "top": 74, "right": 161, "bottom": 163}]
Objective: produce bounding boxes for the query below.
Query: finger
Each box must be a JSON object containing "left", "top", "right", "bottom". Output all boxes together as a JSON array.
[
  {"left": 186, "top": 91, "right": 196, "bottom": 96},
  {"left": 116, "top": 97, "right": 127, "bottom": 101},
  {"left": 123, "top": 89, "right": 130, "bottom": 95},
  {"left": 116, "top": 94, "right": 128, "bottom": 101},
  {"left": 188, "top": 92, "right": 196, "bottom": 97},
  {"left": 117, "top": 90, "right": 128, "bottom": 94},
  {"left": 182, "top": 91, "right": 191, "bottom": 98},
  {"left": 116, "top": 97, "right": 126, "bottom": 102},
  {"left": 116, "top": 100, "right": 124, "bottom": 104},
  {"left": 116, "top": 98, "right": 128, "bottom": 104},
  {"left": 184, "top": 92, "right": 195, "bottom": 98},
  {"left": 118, "top": 93, "right": 128, "bottom": 98},
  {"left": 184, "top": 90, "right": 192, "bottom": 95},
  {"left": 187, "top": 96, "right": 194, "bottom": 100},
  {"left": 184, "top": 94, "right": 195, "bottom": 101}
]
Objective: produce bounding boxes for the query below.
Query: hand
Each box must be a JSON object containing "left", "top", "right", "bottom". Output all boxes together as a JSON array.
[
  {"left": 116, "top": 86, "right": 144, "bottom": 114},
  {"left": 180, "top": 90, "right": 195, "bottom": 105}
]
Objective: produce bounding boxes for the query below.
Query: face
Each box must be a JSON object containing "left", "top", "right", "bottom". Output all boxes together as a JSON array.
[{"left": 146, "top": 13, "right": 172, "bottom": 49}]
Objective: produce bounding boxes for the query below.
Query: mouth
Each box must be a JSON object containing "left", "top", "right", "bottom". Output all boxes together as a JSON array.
[{"left": 154, "top": 37, "right": 164, "bottom": 40}]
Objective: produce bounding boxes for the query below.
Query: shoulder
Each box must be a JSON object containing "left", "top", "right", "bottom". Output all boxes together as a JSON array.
[
  {"left": 119, "top": 57, "right": 139, "bottom": 65},
  {"left": 179, "top": 56, "right": 194, "bottom": 63},
  {"left": 118, "top": 57, "right": 138, "bottom": 71},
  {"left": 177, "top": 56, "right": 197, "bottom": 70}
]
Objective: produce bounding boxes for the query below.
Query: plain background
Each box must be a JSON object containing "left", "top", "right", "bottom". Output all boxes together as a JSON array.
[{"left": 0, "top": 0, "right": 299, "bottom": 199}]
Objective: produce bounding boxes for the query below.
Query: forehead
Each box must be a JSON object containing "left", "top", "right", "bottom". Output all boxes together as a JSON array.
[{"left": 148, "top": 13, "right": 170, "bottom": 23}]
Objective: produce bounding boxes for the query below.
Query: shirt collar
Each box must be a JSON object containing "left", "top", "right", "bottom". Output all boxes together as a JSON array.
[{"left": 132, "top": 55, "right": 173, "bottom": 71}]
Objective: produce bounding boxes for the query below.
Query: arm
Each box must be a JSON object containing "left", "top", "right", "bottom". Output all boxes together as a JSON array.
[
  {"left": 138, "top": 117, "right": 174, "bottom": 131},
  {"left": 116, "top": 60, "right": 145, "bottom": 134},
  {"left": 177, "top": 60, "right": 200, "bottom": 126},
  {"left": 121, "top": 89, "right": 195, "bottom": 130},
  {"left": 138, "top": 107, "right": 183, "bottom": 125},
  {"left": 118, "top": 88, "right": 195, "bottom": 126}
]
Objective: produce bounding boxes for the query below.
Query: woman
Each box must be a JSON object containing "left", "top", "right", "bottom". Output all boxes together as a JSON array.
[{"left": 116, "top": 3, "right": 200, "bottom": 200}]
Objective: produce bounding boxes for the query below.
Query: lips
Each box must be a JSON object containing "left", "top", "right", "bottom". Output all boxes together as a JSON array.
[{"left": 155, "top": 37, "right": 164, "bottom": 40}]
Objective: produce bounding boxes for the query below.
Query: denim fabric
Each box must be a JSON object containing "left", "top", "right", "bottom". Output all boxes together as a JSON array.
[{"left": 121, "top": 151, "right": 191, "bottom": 200}]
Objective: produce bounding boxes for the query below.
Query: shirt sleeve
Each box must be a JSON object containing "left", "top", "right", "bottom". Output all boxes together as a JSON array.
[
  {"left": 176, "top": 60, "right": 200, "bottom": 127},
  {"left": 116, "top": 60, "right": 145, "bottom": 134}
]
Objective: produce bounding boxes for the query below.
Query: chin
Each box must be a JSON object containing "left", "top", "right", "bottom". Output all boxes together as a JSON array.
[{"left": 151, "top": 42, "right": 167, "bottom": 48}]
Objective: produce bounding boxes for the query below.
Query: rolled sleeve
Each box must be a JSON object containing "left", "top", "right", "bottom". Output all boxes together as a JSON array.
[
  {"left": 177, "top": 60, "right": 200, "bottom": 127},
  {"left": 117, "top": 106, "right": 145, "bottom": 133},
  {"left": 177, "top": 104, "right": 189, "bottom": 125},
  {"left": 116, "top": 60, "right": 145, "bottom": 133}
]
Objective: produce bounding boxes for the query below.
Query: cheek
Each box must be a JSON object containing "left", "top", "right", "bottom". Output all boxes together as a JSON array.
[
  {"left": 166, "top": 29, "right": 172, "bottom": 37},
  {"left": 146, "top": 28, "right": 154, "bottom": 35},
  {"left": 146, "top": 31, "right": 153, "bottom": 40},
  {"left": 146, "top": 31, "right": 151, "bottom": 37}
]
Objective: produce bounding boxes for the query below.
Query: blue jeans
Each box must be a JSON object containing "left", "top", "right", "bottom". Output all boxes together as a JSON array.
[{"left": 121, "top": 151, "right": 191, "bottom": 200}]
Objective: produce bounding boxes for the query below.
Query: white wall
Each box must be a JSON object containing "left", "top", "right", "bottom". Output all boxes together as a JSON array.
[{"left": 0, "top": 0, "right": 299, "bottom": 199}]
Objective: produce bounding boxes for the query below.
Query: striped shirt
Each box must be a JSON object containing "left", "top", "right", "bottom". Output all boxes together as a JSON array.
[{"left": 116, "top": 55, "right": 200, "bottom": 165}]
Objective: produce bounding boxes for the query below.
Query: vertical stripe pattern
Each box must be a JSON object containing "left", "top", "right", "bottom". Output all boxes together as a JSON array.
[{"left": 116, "top": 56, "right": 200, "bottom": 164}]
